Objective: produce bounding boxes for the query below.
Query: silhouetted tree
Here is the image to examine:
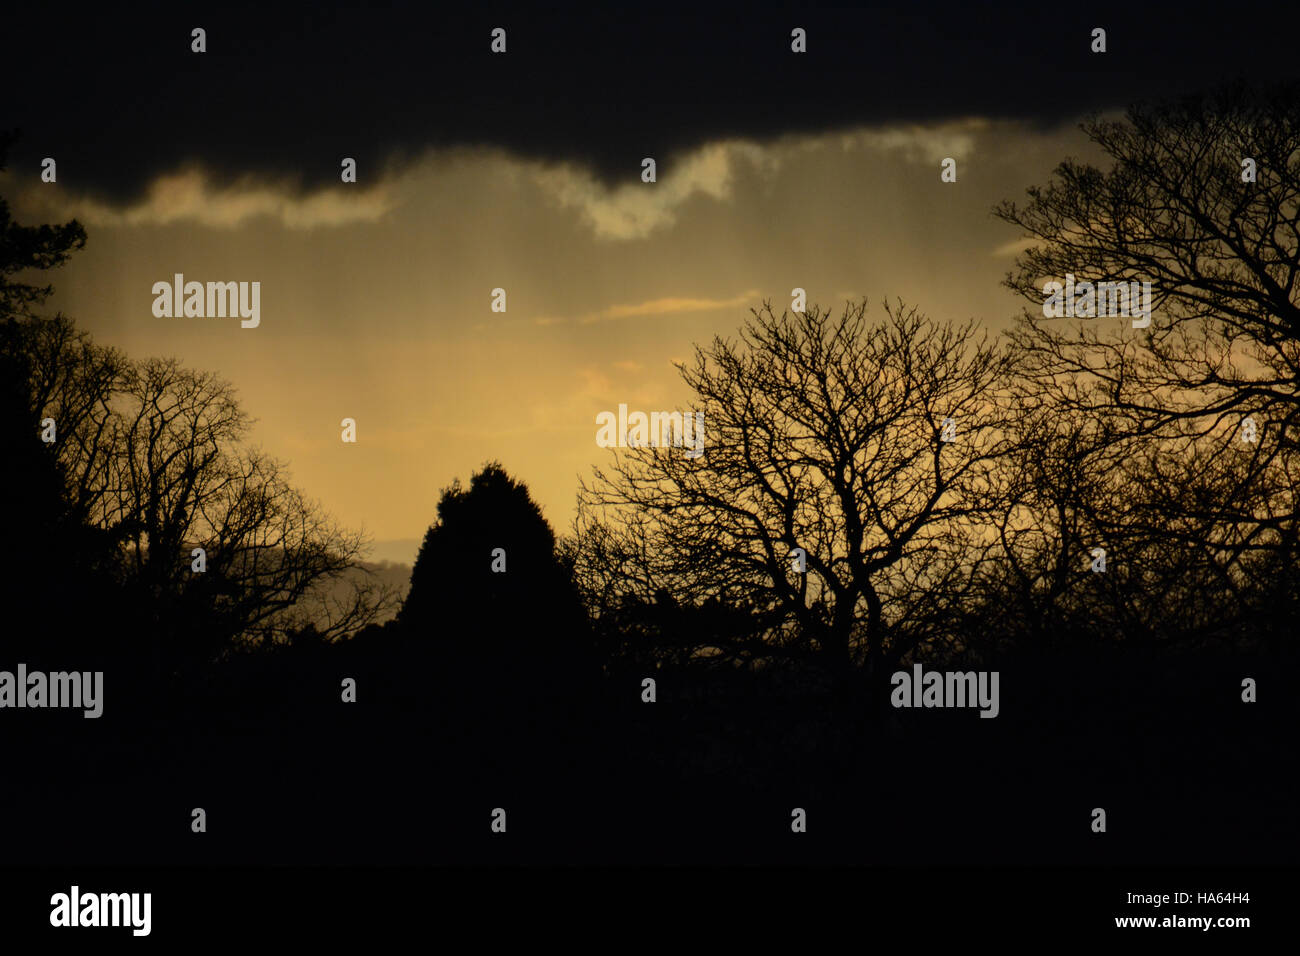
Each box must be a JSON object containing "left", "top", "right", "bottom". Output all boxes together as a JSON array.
[
  {"left": 994, "top": 81, "right": 1300, "bottom": 648},
  {"left": 399, "top": 462, "right": 590, "bottom": 682},
  {"left": 996, "top": 80, "right": 1300, "bottom": 429},
  {"left": 564, "top": 498, "right": 781, "bottom": 673},
  {"left": 1, "top": 140, "right": 394, "bottom": 663},
  {"left": 0, "top": 131, "right": 124, "bottom": 660},
  {"left": 970, "top": 389, "right": 1270, "bottom": 653},
  {"left": 0, "top": 131, "right": 85, "bottom": 321},
  {"left": 578, "top": 299, "right": 1017, "bottom": 686}
]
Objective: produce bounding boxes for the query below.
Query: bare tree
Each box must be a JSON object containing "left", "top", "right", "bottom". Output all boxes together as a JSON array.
[
  {"left": 995, "top": 80, "right": 1300, "bottom": 433},
  {"left": 993, "top": 81, "right": 1300, "bottom": 630},
  {"left": 578, "top": 299, "right": 1017, "bottom": 681},
  {"left": 973, "top": 387, "right": 1276, "bottom": 652},
  {"left": 9, "top": 315, "right": 127, "bottom": 523},
  {"left": 16, "top": 322, "right": 397, "bottom": 654}
]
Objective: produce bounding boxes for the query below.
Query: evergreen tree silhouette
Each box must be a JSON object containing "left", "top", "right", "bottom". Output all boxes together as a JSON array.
[{"left": 400, "top": 461, "right": 592, "bottom": 694}]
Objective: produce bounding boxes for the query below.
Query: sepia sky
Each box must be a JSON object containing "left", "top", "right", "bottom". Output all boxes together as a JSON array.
[{"left": 4, "top": 5, "right": 1292, "bottom": 563}]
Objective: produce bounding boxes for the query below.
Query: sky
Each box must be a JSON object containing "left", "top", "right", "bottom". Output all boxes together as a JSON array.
[{"left": 4, "top": 3, "right": 1297, "bottom": 564}]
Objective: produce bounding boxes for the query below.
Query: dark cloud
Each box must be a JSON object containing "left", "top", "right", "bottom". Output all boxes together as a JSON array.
[{"left": 4, "top": 2, "right": 1297, "bottom": 204}]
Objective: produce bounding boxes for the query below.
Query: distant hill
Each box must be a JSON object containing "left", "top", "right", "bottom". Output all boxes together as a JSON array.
[
  {"left": 369, "top": 539, "right": 423, "bottom": 566},
  {"left": 301, "top": 559, "right": 412, "bottom": 632}
]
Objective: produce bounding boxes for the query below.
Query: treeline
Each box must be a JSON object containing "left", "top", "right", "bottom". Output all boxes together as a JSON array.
[{"left": 2, "top": 84, "right": 1297, "bottom": 863}]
